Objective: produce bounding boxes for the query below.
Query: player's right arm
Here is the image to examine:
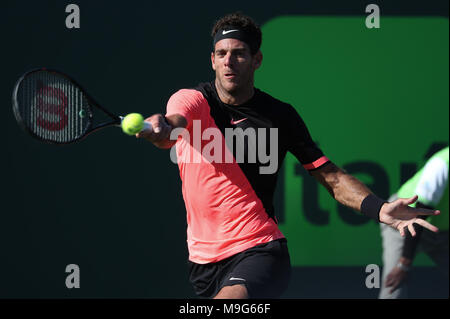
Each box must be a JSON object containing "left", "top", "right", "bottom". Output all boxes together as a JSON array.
[
  {"left": 136, "top": 113, "right": 187, "bottom": 149},
  {"left": 136, "top": 88, "right": 204, "bottom": 148}
]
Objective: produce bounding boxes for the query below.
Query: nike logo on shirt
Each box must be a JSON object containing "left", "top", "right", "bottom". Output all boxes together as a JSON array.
[{"left": 230, "top": 118, "right": 248, "bottom": 125}]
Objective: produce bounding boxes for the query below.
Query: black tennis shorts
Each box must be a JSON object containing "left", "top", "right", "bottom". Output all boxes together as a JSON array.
[{"left": 188, "top": 238, "right": 291, "bottom": 298}]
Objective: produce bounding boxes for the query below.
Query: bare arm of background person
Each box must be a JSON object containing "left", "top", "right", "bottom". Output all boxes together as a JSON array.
[{"left": 311, "top": 162, "right": 440, "bottom": 236}]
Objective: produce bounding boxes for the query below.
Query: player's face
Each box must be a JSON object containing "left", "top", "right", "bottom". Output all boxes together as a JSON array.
[{"left": 211, "top": 38, "right": 262, "bottom": 95}]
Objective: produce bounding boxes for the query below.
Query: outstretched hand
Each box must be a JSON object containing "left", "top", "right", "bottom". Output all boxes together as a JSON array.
[{"left": 379, "top": 195, "right": 440, "bottom": 236}]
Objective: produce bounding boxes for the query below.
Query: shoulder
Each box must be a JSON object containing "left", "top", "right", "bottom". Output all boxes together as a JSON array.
[
  {"left": 189, "top": 81, "right": 216, "bottom": 101},
  {"left": 415, "top": 155, "right": 449, "bottom": 205},
  {"left": 256, "top": 88, "right": 292, "bottom": 109},
  {"left": 166, "top": 85, "right": 210, "bottom": 121},
  {"left": 169, "top": 87, "right": 206, "bottom": 105},
  {"left": 421, "top": 156, "right": 449, "bottom": 182},
  {"left": 256, "top": 89, "right": 306, "bottom": 126}
]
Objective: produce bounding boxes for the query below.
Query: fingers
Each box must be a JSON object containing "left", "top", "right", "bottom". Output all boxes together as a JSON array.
[
  {"left": 385, "top": 273, "right": 394, "bottom": 287},
  {"left": 388, "top": 280, "right": 398, "bottom": 293},
  {"left": 388, "top": 273, "right": 405, "bottom": 294},
  {"left": 414, "top": 208, "right": 441, "bottom": 217},
  {"left": 385, "top": 277, "right": 399, "bottom": 294},
  {"left": 403, "top": 195, "right": 418, "bottom": 206},
  {"left": 385, "top": 271, "right": 403, "bottom": 293},
  {"left": 135, "top": 114, "right": 171, "bottom": 142},
  {"left": 398, "top": 218, "right": 439, "bottom": 237},
  {"left": 149, "top": 116, "right": 162, "bottom": 133},
  {"left": 407, "top": 223, "right": 416, "bottom": 237},
  {"left": 135, "top": 120, "right": 152, "bottom": 138},
  {"left": 414, "top": 218, "right": 439, "bottom": 233},
  {"left": 395, "top": 195, "right": 440, "bottom": 219},
  {"left": 403, "top": 195, "right": 440, "bottom": 217}
]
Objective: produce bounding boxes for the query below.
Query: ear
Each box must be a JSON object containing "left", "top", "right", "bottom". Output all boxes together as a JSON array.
[
  {"left": 211, "top": 51, "right": 216, "bottom": 71},
  {"left": 253, "top": 51, "right": 263, "bottom": 70}
]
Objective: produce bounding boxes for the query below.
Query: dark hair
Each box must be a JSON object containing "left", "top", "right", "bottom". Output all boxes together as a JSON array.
[{"left": 211, "top": 12, "right": 262, "bottom": 55}]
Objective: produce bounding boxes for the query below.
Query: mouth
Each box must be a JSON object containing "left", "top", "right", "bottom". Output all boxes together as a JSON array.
[{"left": 224, "top": 72, "right": 237, "bottom": 79}]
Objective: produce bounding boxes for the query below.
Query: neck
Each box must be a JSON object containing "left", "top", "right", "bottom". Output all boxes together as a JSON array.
[{"left": 214, "top": 79, "right": 254, "bottom": 106}]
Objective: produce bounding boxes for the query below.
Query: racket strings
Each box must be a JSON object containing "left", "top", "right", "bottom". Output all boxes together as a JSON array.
[{"left": 16, "top": 70, "right": 92, "bottom": 143}]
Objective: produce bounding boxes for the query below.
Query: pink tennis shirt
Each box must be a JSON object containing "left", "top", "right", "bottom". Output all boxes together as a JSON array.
[{"left": 166, "top": 84, "right": 329, "bottom": 264}]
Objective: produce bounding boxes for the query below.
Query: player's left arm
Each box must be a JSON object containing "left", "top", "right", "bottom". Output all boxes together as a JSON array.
[
  {"left": 310, "top": 162, "right": 371, "bottom": 211},
  {"left": 310, "top": 162, "right": 440, "bottom": 236}
]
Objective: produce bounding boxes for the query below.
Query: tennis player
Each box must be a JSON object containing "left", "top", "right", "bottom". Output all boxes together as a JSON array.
[{"left": 137, "top": 12, "right": 440, "bottom": 299}]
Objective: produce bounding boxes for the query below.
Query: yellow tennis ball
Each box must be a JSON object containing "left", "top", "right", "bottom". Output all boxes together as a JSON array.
[{"left": 122, "top": 113, "right": 144, "bottom": 136}]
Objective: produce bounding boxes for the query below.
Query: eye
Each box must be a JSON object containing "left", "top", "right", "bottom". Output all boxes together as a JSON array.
[
  {"left": 216, "top": 50, "right": 226, "bottom": 57},
  {"left": 234, "top": 50, "right": 247, "bottom": 58}
]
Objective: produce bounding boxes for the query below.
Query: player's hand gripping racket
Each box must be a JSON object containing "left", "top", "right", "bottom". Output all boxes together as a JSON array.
[{"left": 12, "top": 68, "right": 152, "bottom": 144}]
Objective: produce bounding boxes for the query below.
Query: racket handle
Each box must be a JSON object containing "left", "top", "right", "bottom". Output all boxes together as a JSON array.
[{"left": 142, "top": 121, "right": 153, "bottom": 133}]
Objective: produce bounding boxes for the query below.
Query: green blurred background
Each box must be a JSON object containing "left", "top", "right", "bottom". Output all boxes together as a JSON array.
[{"left": 1, "top": 0, "right": 448, "bottom": 298}]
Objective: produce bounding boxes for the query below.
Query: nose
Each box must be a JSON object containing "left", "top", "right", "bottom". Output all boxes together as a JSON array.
[{"left": 224, "top": 52, "right": 234, "bottom": 67}]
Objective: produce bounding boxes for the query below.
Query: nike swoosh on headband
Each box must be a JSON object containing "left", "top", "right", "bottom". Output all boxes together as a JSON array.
[{"left": 222, "top": 29, "right": 239, "bottom": 35}]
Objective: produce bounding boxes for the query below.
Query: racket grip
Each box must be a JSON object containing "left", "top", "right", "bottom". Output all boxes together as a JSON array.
[{"left": 142, "top": 121, "right": 153, "bottom": 133}]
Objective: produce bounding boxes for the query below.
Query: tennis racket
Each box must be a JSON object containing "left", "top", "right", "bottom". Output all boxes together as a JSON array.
[{"left": 12, "top": 68, "right": 152, "bottom": 144}]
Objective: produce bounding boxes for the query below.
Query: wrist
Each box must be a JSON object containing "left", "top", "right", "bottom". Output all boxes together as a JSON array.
[
  {"left": 399, "top": 257, "right": 412, "bottom": 266},
  {"left": 154, "top": 138, "right": 176, "bottom": 149},
  {"left": 396, "top": 261, "right": 410, "bottom": 272},
  {"left": 360, "top": 194, "right": 386, "bottom": 222},
  {"left": 151, "top": 122, "right": 174, "bottom": 149}
]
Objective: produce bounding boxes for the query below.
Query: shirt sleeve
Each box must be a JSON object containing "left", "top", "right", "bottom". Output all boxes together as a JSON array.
[
  {"left": 415, "top": 157, "right": 449, "bottom": 206},
  {"left": 165, "top": 89, "right": 206, "bottom": 129},
  {"left": 285, "top": 104, "right": 329, "bottom": 170}
]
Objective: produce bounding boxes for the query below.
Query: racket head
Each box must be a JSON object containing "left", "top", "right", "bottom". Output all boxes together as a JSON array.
[{"left": 12, "top": 68, "right": 117, "bottom": 144}]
